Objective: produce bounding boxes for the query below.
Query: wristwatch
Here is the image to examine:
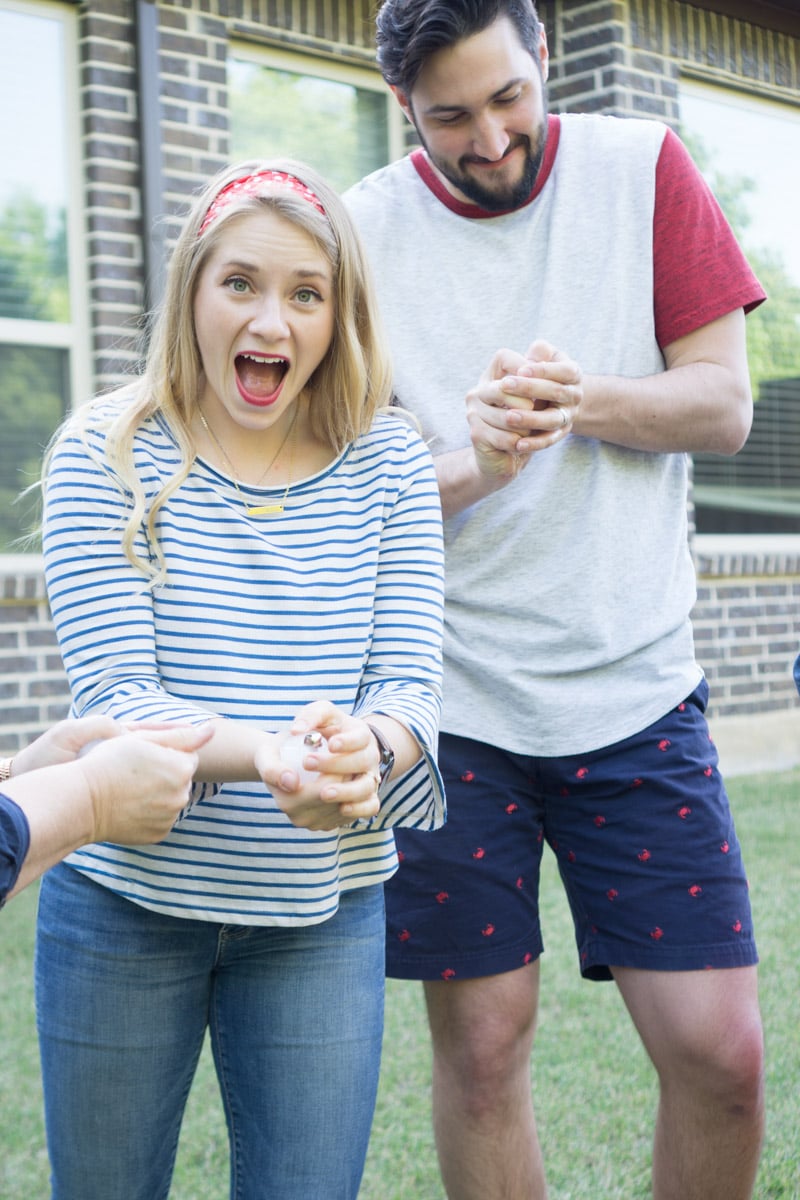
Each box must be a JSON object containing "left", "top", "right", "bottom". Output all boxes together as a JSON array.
[{"left": 367, "top": 724, "right": 395, "bottom": 797}]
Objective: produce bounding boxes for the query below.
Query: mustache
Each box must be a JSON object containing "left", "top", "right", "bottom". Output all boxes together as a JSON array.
[{"left": 461, "top": 135, "right": 530, "bottom": 168}]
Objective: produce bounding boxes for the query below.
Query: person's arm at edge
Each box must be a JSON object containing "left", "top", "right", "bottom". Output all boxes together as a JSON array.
[
  {"left": 5, "top": 724, "right": 212, "bottom": 900},
  {"left": 5, "top": 768, "right": 117, "bottom": 899}
]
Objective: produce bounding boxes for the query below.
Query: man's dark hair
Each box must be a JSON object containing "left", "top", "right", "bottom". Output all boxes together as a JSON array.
[{"left": 375, "top": 0, "right": 542, "bottom": 93}]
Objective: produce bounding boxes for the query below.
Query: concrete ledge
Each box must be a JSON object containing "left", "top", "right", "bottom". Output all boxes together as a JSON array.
[
  {"left": 709, "top": 706, "right": 800, "bottom": 778},
  {"left": 694, "top": 533, "right": 800, "bottom": 578}
]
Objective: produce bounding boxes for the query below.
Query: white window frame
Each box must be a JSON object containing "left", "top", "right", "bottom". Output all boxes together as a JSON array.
[{"left": 0, "top": 0, "right": 90, "bottom": 416}]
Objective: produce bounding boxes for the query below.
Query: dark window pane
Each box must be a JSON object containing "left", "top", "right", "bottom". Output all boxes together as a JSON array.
[
  {"left": 0, "top": 344, "right": 68, "bottom": 551},
  {"left": 681, "top": 83, "right": 800, "bottom": 533}
]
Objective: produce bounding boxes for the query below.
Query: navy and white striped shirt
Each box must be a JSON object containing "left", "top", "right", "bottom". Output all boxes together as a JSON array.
[{"left": 43, "top": 404, "right": 445, "bottom": 924}]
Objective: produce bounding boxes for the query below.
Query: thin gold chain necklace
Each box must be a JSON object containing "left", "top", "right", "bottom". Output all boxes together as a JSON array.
[{"left": 197, "top": 407, "right": 298, "bottom": 517}]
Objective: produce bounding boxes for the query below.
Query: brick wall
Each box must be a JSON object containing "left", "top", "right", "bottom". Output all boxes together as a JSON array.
[
  {"left": 81, "top": 0, "right": 144, "bottom": 389},
  {"left": 692, "top": 539, "right": 800, "bottom": 718},
  {"left": 541, "top": 0, "right": 799, "bottom": 119},
  {"left": 0, "top": 559, "right": 72, "bottom": 754}
]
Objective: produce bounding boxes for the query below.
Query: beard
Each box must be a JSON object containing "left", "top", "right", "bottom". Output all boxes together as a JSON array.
[{"left": 414, "top": 117, "right": 549, "bottom": 213}]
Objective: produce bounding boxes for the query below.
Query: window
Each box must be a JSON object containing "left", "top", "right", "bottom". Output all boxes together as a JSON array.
[
  {"left": 228, "top": 44, "right": 404, "bottom": 194},
  {"left": 0, "top": 0, "right": 88, "bottom": 551},
  {"left": 679, "top": 81, "right": 800, "bottom": 533}
]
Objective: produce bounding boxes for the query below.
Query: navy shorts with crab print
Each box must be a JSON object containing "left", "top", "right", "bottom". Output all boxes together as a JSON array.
[{"left": 386, "top": 681, "right": 758, "bottom": 982}]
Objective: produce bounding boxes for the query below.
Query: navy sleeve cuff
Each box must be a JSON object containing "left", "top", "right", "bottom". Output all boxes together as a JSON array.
[{"left": 0, "top": 795, "right": 31, "bottom": 908}]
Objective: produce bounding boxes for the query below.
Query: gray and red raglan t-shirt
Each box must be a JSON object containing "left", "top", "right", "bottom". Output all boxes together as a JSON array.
[{"left": 346, "top": 113, "right": 765, "bottom": 756}]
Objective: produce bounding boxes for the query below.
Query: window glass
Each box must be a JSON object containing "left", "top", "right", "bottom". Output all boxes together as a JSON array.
[
  {"left": 0, "top": 344, "right": 66, "bottom": 550},
  {"left": 228, "top": 48, "right": 397, "bottom": 193},
  {"left": 0, "top": 5, "right": 69, "bottom": 322},
  {"left": 0, "top": 0, "right": 80, "bottom": 551},
  {"left": 680, "top": 81, "right": 800, "bottom": 533}
]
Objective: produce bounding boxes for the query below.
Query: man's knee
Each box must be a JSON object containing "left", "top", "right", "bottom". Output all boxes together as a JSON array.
[
  {"left": 426, "top": 970, "right": 539, "bottom": 1093},
  {"left": 661, "top": 999, "right": 764, "bottom": 1117},
  {"left": 705, "top": 1011, "right": 764, "bottom": 1115}
]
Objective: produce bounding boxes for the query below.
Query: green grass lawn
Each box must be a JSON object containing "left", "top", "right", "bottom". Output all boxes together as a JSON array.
[{"left": 2, "top": 770, "right": 798, "bottom": 1198}]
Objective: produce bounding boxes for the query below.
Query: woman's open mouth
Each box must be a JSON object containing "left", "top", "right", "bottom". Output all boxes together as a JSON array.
[{"left": 235, "top": 353, "right": 289, "bottom": 406}]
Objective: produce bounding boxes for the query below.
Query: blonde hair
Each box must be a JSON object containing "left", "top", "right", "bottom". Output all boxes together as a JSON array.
[{"left": 46, "top": 159, "right": 394, "bottom": 582}]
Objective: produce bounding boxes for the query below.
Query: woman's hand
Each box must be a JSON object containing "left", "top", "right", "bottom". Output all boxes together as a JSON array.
[
  {"left": 9, "top": 715, "right": 122, "bottom": 776},
  {"left": 78, "top": 725, "right": 214, "bottom": 843},
  {"left": 255, "top": 702, "right": 384, "bottom": 831}
]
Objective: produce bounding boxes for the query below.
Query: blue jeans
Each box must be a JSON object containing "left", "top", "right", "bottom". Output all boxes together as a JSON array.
[{"left": 35, "top": 864, "right": 385, "bottom": 1200}]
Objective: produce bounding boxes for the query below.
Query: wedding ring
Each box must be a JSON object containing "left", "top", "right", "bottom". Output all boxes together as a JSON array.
[{"left": 559, "top": 406, "right": 569, "bottom": 428}]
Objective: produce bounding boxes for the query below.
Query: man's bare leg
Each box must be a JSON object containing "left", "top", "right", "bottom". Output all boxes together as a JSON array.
[
  {"left": 614, "top": 964, "right": 764, "bottom": 1200},
  {"left": 423, "top": 963, "right": 548, "bottom": 1200}
]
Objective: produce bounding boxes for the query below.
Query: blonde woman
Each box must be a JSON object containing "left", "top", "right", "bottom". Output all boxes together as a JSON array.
[{"left": 37, "top": 160, "right": 444, "bottom": 1200}]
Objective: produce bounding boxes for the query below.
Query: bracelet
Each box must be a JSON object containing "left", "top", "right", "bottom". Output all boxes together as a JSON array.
[{"left": 0, "top": 757, "right": 13, "bottom": 781}]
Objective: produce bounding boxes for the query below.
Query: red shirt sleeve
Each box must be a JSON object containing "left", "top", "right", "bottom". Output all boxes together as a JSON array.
[{"left": 653, "top": 127, "right": 766, "bottom": 350}]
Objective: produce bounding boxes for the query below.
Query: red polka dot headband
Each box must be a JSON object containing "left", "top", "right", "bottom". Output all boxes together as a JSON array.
[{"left": 199, "top": 169, "right": 327, "bottom": 235}]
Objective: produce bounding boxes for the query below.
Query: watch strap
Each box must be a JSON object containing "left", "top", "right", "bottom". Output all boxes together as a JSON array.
[{"left": 366, "top": 723, "right": 395, "bottom": 795}]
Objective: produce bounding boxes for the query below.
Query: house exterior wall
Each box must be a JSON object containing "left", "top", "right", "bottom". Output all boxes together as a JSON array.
[
  {"left": 541, "top": 0, "right": 799, "bottom": 119},
  {"left": 1, "top": 0, "right": 798, "bottom": 751},
  {"left": 0, "top": 559, "right": 73, "bottom": 753},
  {"left": 693, "top": 541, "right": 800, "bottom": 718}
]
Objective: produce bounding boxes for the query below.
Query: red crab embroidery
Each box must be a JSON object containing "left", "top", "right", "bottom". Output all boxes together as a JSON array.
[
  {"left": 436, "top": 891, "right": 449, "bottom": 904},
  {"left": 441, "top": 968, "right": 456, "bottom": 980},
  {"left": 650, "top": 927, "right": 664, "bottom": 940},
  {"left": 594, "top": 815, "right": 607, "bottom": 828},
  {"left": 678, "top": 805, "right": 692, "bottom": 820},
  {"left": 576, "top": 766, "right": 589, "bottom": 780},
  {"left": 461, "top": 770, "right": 475, "bottom": 783},
  {"left": 472, "top": 847, "right": 486, "bottom": 860},
  {"left": 397, "top": 929, "right": 411, "bottom": 942},
  {"left": 606, "top": 888, "right": 619, "bottom": 901},
  {"left": 720, "top": 841, "right": 730, "bottom": 854},
  {"left": 637, "top": 849, "right": 651, "bottom": 863},
  {"left": 482, "top": 924, "right": 496, "bottom": 937},
  {"left": 688, "top": 884, "right": 703, "bottom": 898},
  {"left": 658, "top": 739, "right": 671, "bottom": 752}
]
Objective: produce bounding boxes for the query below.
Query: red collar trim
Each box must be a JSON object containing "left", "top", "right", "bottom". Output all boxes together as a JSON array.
[{"left": 410, "top": 113, "right": 560, "bottom": 218}]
